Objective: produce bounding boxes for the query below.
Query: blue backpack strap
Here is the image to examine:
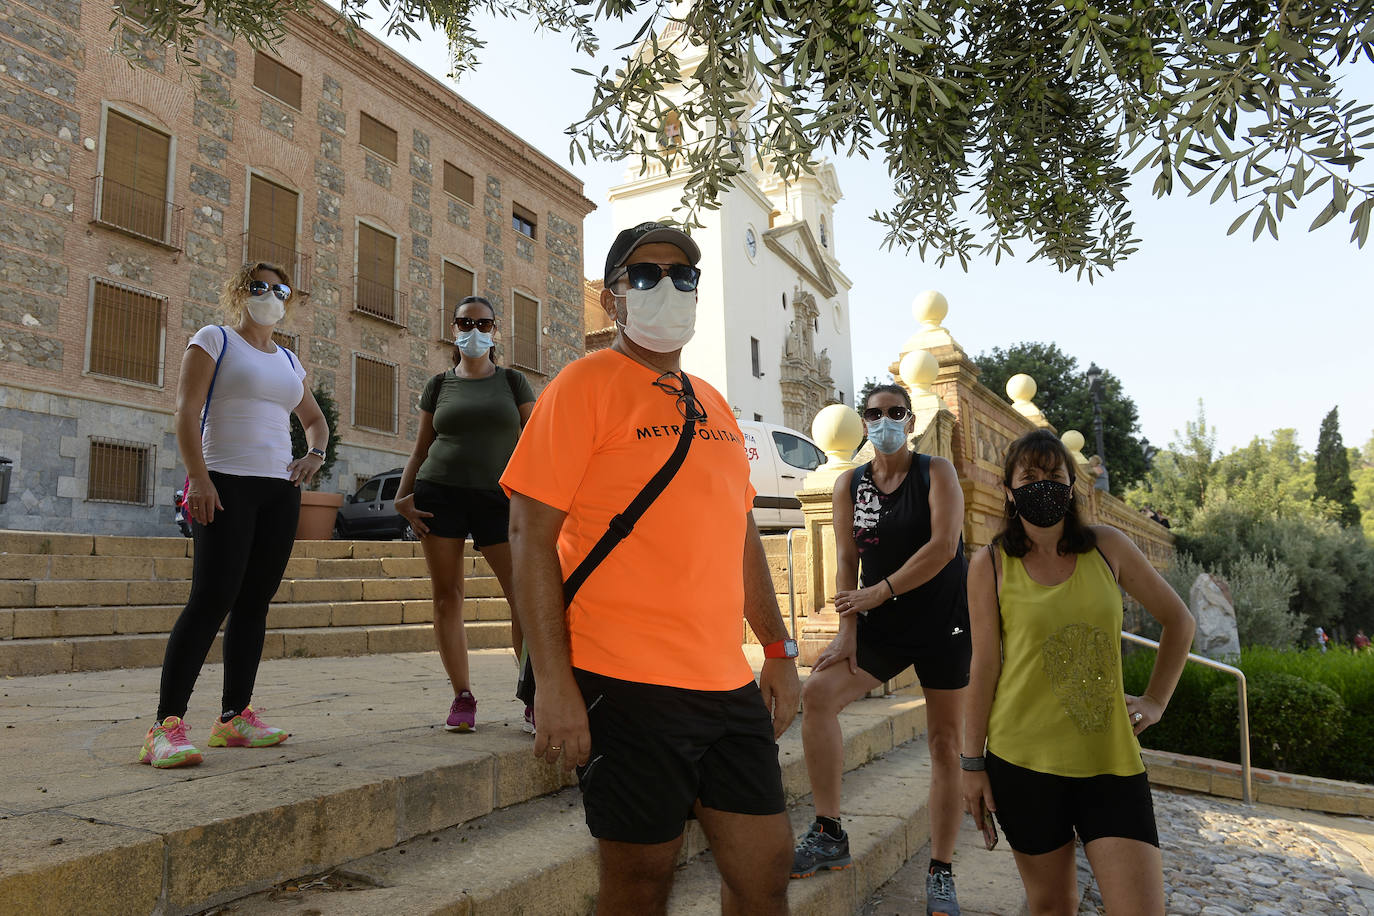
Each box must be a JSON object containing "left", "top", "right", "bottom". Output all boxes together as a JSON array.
[
  {"left": 199, "top": 326, "right": 229, "bottom": 435},
  {"left": 280, "top": 345, "right": 299, "bottom": 372},
  {"left": 917, "top": 453, "right": 932, "bottom": 491}
]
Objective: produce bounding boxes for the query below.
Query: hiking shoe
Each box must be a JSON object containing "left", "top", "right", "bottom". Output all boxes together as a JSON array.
[
  {"left": 445, "top": 691, "right": 477, "bottom": 732},
  {"left": 522, "top": 705, "right": 536, "bottom": 735},
  {"left": 790, "top": 821, "right": 852, "bottom": 878},
  {"left": 926, "top": 867, "right": 960, "bottom": 916},
  {"left": 208, "top": 706, "right": 288, "bottom": 748},
  {"left": 138, "top": 716, "right": 203, "bottom": 768}
]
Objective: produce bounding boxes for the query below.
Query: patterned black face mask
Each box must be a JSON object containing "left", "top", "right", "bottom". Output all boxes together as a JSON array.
[{"left": 1011, "top": 479, "right": 1074, "bottom": 528}]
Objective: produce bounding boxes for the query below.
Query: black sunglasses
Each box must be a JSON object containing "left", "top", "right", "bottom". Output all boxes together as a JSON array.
[
  {"left": 863, "top": 405, "right": 911, "bottom": 422},
  {"left": 653, "top": 371, "right": 708, "bottom": 423},
  {"left": 454, "top": 317, "right": 495, "bottom": 332},
  {"left": 248, "top": 280, "right": 291, "bottom": 301},
  {"left": 616, "top": 262, "right": 702, "bottom": 292}
]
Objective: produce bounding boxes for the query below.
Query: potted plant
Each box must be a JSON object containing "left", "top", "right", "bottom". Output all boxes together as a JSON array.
[{"left": 290, "top": 385, "right": 344, "bottom": 540}]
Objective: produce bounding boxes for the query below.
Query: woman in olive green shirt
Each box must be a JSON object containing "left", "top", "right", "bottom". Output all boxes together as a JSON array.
[{"left": 395, "top": 296, "right": 536, "bottom": 732}]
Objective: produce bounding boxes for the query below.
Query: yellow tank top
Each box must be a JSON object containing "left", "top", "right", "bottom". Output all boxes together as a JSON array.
[{"left": 986, "top": 546, "right": 1144, "bottom": 777}]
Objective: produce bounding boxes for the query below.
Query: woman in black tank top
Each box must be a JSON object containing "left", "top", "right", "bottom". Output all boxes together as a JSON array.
[{"left": 789, "top": 385, "right": 971, "bottom": 914}]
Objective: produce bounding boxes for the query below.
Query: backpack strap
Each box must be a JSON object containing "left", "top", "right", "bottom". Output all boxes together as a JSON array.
[
  {"left": 848, "top": 461, "right": 871, "bottom": 505},
  {"left": 199, "top": 326, "right": 229, "bottom": 434},
  {"left": 917, "top": 453, "right": 932, "bottom": 491},
  {"left": 279, "top": 345, "right": 299, "bottom": 373}
]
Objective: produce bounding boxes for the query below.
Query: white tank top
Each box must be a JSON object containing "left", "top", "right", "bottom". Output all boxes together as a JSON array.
[{"left": 188, "top": 325, "right": 306, "bottom": 479}]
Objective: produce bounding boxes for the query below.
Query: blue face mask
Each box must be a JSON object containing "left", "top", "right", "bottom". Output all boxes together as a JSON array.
[
  {"left": 457, "top": 329, "right": 493, "bottom": 358},
  {"left": 867, "top": 417, "right": 908, "bottom": 455}
]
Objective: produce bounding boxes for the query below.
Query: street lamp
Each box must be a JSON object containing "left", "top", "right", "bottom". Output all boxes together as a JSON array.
[{"left": 1085, "top": 362, "right": 1109, "bottom": 492}]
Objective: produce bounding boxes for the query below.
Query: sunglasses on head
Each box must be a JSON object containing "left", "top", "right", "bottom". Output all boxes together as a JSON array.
[
  {"left": 616, "top": 262, "right": 702, "bottom": 292},
  {"left": 247, "top": 280, "right": 291, "bottom": 301},
  {"left": 863, "top": 405, "right": 911, "bottom": 422},
  {"left": 454, "top": 317, "right": 495, "bottom": 332}
]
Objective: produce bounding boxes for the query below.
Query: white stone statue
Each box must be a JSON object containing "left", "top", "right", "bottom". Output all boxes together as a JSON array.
[{"left": 1190, "top": 573, "right": 1240, "bottom": 659}]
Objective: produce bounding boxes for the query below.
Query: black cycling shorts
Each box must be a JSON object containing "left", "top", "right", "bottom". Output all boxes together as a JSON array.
[
  {"left": 854, "top": 621, "right": 971, "bottom": 689},
  {"left": 572, "top": 668, "right": 787, "bottom": 845},
  {"left": 985, "top": 751, "right": 1159, "bottom": 855},
  {"left": 412, "top": 480, "right": 509, "bottom": 547}
]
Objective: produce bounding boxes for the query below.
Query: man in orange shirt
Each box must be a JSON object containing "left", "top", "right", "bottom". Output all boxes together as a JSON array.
[{"left": 503, "top": 222, "right": 801, "bottom": 915}]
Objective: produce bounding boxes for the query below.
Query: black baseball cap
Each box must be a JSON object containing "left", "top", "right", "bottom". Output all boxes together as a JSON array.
[{"left": 603, "top": 221, "right": 701, "bottom": 287}]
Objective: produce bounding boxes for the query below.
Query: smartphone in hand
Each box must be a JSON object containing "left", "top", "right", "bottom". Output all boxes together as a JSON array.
[{"left": 981, "top": 812, "right": 998, "bottom": 851}]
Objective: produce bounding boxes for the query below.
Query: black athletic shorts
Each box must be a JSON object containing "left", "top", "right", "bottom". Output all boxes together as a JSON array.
[
  {"left": 854, "top": 622, "right": 971, "bottom": 689},
  {"left": 985, "top": 751, "right": 1159, "bottom": 855},
  {"left": 412, "top": 480, "right": 509, "bottom": 547},
  {"left": 572, "top": 667, "right": 787, "bottom": 844}
]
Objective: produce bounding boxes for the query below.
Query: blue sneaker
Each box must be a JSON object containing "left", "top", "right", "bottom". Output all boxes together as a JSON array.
[
  {"left": 790, "top": 821, "right": 852, "bottom": 878},
  {"left": 927, "top": 867, "right": 960, "bottom": 916}
]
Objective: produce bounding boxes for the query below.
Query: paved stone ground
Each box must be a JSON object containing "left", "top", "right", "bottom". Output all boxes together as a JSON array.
[{"left": 864, "top": 784, "right": 1374, "bottom": 915}]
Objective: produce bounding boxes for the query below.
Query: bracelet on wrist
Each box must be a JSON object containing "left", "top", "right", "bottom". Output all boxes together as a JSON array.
[
  {"left": 959, "top": 754, "right": 986, "bottom": 771},
  {"left": 307, "top": 447, "right": 326, "bottom": 459},
  {"left": 884, "top": 577, "right": 896, "bottom": 599}
]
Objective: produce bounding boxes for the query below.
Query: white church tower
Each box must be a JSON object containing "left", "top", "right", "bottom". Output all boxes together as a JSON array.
[{"left": 605, "top": 20, "right": 854, "bottom": 430}]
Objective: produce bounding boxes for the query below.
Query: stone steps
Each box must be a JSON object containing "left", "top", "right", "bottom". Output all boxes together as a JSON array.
[{"left": 0, "top": 650, "right": 926, "bottom": 916}]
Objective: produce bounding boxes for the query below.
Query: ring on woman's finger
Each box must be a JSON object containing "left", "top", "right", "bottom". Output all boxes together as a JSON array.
[
  {"left": 549, "top": 744, "right": 562, "bottom": 751},
  {"left": 1132, "top": 712, "right": 1143, "bottom": 722}
]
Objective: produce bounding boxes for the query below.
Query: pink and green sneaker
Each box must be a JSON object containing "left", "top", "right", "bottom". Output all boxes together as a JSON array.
[
  {"left": 138, "top": 716, "right": 203, "bottom": 768},
  {"left": 208, "top": 706, "right": 288, "bottom": 748}
]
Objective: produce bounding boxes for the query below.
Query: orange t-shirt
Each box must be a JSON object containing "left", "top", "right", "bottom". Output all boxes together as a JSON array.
[{"left": 500, "top": 348, "right": 756, "bottom": 691}]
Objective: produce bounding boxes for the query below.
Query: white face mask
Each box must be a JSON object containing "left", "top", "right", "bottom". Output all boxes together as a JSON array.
[
  {"left": 457, "top": 329, "right": 493, "bottom": 358},
  {"left": 244, "top": 292, "right": 285, "bottom": 327},
  {"left": 618, "top": 280, "right": 697, "bottom": 353}
]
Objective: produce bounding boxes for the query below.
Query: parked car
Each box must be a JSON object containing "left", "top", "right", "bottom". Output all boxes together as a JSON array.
[
  {"left": 334, "top": 468, "right": 416, "bottom": 540},
  {"left": 736, "top": 421, "right": 827, "bottom": 531}
]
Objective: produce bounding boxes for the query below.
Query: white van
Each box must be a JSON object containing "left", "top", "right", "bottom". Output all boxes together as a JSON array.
[{"left": 736, "top": 421, "right": 827, "bottom": 531}]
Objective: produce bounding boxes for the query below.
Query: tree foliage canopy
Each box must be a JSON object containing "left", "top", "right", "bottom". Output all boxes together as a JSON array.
[
  {"left": 116, "top": 0, "right": 1374, "bottom": 278},
  {"left": 972, "top": 341, "right": 1147, "bottom": 494},
  {"left": 1314, "top": 406, "right": 1362, "bottom": 526}
]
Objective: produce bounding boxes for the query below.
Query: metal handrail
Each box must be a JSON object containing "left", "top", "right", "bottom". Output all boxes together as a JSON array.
[
  {"left": 785, "top": 528, "right": 799, "bottom": 640},
  {"left": 1121, "top": 630, "right": 1251, "bottom": 805}
]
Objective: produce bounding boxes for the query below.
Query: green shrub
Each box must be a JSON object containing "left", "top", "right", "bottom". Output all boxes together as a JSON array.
[
  {"left": 1207, "top": 672, "right": 1346, "bottom": 775},
  {"left": 1226, "top": 554, "right": 1302, "bottom": 649}
]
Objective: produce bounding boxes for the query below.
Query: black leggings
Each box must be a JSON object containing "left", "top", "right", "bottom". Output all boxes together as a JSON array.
[{"left": 157, "top": 472, "right": 300, "bottom": 721}]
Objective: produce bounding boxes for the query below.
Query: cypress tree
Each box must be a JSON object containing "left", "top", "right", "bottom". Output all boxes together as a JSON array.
[{"left": 1314, "top": 406, "right": 1361, "bottom": 526}]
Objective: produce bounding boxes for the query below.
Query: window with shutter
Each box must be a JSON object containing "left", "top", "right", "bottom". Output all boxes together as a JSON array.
[
  {"left": 443, "top": 162, "right": 475, "bottom": 205},
  {"left": 88, "top": 278, "right": 165, "bottom": 386},
  {"left": 443, "top": 260, "right": 476, "bottom": 335},
  {"left": 253, "top": 54, "right": 302, "bottom": 110},
  {"left": 360, "top": 112, "right": 398, "bottom": 162},
  {"left": 355, "top": 223, "right": 397, "bottom": 321},
  {"left": 512, "top": 293, "right": 540, "bottom": 371},
  {"left": 88, "top": 438, "right": 154, "bottom": 504},
  {"left": 247, "top": 175, "right": 299, "bottom": 270},
  {"left": 353, "top": 354, "right": 398, "bottom": 433},
  {"left": 100, "top": 109, "right": 171, "bottom": 242}
]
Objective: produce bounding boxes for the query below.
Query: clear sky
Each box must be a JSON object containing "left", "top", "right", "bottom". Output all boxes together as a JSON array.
[{"left": 366, "top": 10, "right": 1374, "bottom": 456}]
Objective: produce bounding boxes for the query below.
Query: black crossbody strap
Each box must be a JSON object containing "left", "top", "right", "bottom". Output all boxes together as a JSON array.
[{"left": 562, "top": 374, "right": 698, "bottom": 608}]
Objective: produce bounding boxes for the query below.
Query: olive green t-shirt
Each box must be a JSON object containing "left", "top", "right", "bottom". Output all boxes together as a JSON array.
[{"left": 416, "top": 367, "right": 536, "bottom": 490}]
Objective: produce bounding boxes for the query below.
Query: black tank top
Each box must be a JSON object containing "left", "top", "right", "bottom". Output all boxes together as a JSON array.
[{"left": 849, "top": 455, "right": 969, "bottom": 654}]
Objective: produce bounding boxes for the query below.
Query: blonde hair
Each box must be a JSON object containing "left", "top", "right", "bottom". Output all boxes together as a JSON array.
[{"left": 220, "top": 261, "right": 295, "bottom": 325}]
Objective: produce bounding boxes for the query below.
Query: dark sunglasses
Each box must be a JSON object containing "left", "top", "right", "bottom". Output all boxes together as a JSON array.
[
  {"left": 653, "top": 371, "right": 708, "bottom": 423},
  {"left": 247, "top": 280, "right": 291, "bottom": 301},
  {"left": 454, "top": 317, "right": 495, "bottom": 332},
  {"left": 617, "top": 262, "right": 702, "bottom": 292},
  {"left": 863, "top": 405, "right": 911, "bottom": 422}
]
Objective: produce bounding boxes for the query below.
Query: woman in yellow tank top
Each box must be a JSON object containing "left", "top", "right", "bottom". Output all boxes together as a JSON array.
[{"left": 961, "top": 430, "right": 1194, "bottom": 915}]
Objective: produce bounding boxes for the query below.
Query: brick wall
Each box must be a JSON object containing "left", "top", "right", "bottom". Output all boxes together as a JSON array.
[{"left": 0, "top": 0, "right": 596, "bottom": 534}]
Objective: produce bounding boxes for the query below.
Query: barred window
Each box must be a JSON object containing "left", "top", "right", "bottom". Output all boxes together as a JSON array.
[
  {"left": 354, "top": 473, "right": 372, "bottom": 494},
  {"left": 354, "top": 222, "right": 401, "bottom": 323},
  {"left": 442, "top": 260, "right": 475, "bottom": 338},
  {"left": 87, "top": 278, "right": 165, "bottom": 386},
  {"left": 253, "top": 53, "right": 302, "bottom": 110},
  {"left": 247, "top": 174, "right": 299, "bottom": 269},
  {"left": 87, "top": 438, "right": 154, "bottom": 505},
  {"left": 360, "top": 112, "right": 398, "bottom": 162},
  {"left": 353, "top": 354, "right": 397, "bottom": 433},
  {"left": 271, "top": 329, "right": 298, "bottom": 353},
  {"left": 512, "top": 202, "right": 537, "bottom": 240},
  {"left": 512, "top": 292, "right": 540, "bottom": 372},
  {"left": 99, "top": 109, "right": 171, "bottom": 243},
  {"left": 443, "top": 162, "right": 474, "bottom": 205}
]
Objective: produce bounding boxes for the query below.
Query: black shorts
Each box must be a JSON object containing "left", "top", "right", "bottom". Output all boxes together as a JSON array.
[
  {"left": 412, "top": 480, "right": 509, "bottom": 547},
  {"left": 854, "top": 621, "right": 971, "bottom": 689},
  {"left": 985, "top": 751, "right": 1159, "bottom": 855},
  {"left": 572, "top": 668, "right": 787, "bottom": 844}
]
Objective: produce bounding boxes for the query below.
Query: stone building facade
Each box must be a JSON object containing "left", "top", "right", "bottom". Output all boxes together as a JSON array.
[{"left": 0, "top": 0, "right": 595, "bottom": 535}]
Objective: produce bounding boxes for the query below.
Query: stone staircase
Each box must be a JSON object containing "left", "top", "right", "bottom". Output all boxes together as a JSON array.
[{"left": 0, "top": 530, "right": 809, "bottom": 677}]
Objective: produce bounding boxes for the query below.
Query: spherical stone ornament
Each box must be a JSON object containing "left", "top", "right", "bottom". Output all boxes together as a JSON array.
[
  {"left": 1006, "top": 373, "right": 1037, "bottom": 404},
  {"left": 912, "top": 290, "right": 949, "bottom": 330},
  {"left": 811, "top": 403, "right": 864, "bottom": 457},
  {"left": 899, "top": 349, "right": 939, "bottom": 394},
  {"left": 1061, "top": 430, "right": 1086, "bottom": 453}
]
